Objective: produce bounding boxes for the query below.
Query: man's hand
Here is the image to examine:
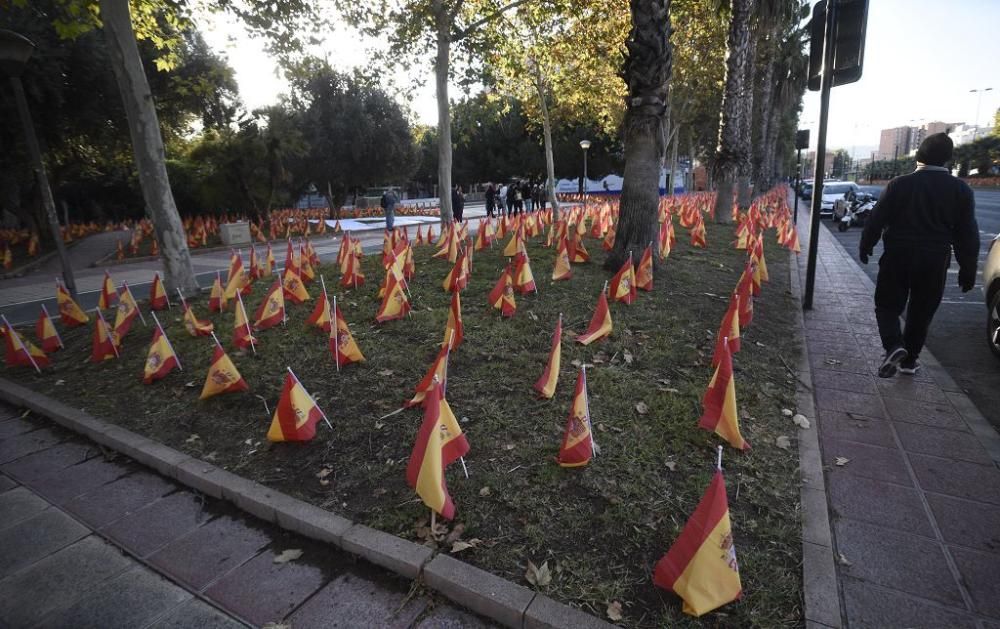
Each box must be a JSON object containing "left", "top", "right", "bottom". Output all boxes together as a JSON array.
[
  {"left": 958, "top": 268, "right": 976, "bottom": 293},
  {"left": 859, "top": 250, "right": 870, "bottom": 264}
]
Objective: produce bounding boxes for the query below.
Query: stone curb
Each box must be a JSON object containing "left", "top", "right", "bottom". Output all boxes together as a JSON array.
[
  {"left": 787, "top": 243, "right": 845, "bottom": 629},
  {"left": 0, "top": 377, "right": 614, "bottom": 629}
]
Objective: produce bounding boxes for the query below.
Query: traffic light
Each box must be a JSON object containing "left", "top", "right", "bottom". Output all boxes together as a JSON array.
[{"left": 807, "top": 0, "right": 869, "bottom": 91}]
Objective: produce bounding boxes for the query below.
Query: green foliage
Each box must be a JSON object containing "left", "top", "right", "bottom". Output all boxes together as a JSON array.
[{"left": 953, "top": 135, "right": 1000, "bottom": 178}]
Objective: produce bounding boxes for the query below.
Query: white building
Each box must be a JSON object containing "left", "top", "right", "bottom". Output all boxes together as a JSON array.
[{"left": 949, "top": 123, "right": 994, "bottom": 146}]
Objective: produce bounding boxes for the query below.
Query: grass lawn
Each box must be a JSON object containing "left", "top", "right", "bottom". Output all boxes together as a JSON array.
[{"left": 10, "top": 217, "right": 804, "bottom": 628}]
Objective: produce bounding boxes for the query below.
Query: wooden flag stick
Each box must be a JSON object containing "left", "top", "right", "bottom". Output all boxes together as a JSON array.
[
  {"left": 151, "top": 311, "right": 182, "bottom": 371},
  {"left": 287, "top": 366, "right": 333, "bottom": 429},
  {"left": 332, "top": 294, "right": 340, "bottom": 373},
  {"left": 430, "top": 508, "right": 436, "bottom": 531},
  {"left": 98, "top": 310, "right": 120, "bottom": 358},
  {"left": 582, "top": 364, "right": 598, "bottom": 456},
  {"left": 1, "top": 315, "right": 41, "bottom": 373},
  {"left": 122, "top": 282, "right": 147, "bottom": 326},
  {"left": 176, "top": 288, "right": 187, "bottom": 309},
  {"left": 210, "top": 331, "right": 224, "bottom": 351},
  {"left": 717, "top": 444, "right": 723, "bottom": 471},
  {"left": 236, "top": 291, "right": 256, "bottom": 355},
  {"left": 41, "top": 304, "right": 64, "bottom": 349},
  {"left": 162, "top": 274, "right": 172, "bottom": 310}
]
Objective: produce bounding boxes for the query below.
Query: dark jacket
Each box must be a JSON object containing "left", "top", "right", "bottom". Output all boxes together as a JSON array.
[{"left": 860, "top": 169, "right": 979, "bottom": 272}]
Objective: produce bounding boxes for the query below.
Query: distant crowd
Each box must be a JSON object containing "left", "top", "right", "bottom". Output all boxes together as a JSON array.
[{"left": 483, "top": 182, "right": 549, "bottom": 219}]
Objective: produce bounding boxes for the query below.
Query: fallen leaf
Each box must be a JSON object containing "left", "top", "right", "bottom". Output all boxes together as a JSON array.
[
  {"left": 837, "top": 552, "right": 853, "bottom": 566},
  {"left": 504, "top": 443, "right": 515, "bottom": 450},
  {"left": 444, "top": 523, "right": 466, "bottom": 545},
  {"left": 755, "top": 341, "right": 766, "bottom": 347},
  {"left": 664, "top": 461, "right": 677, "bottom": 472},
  {"left": 377, "top": 369, "right": 394, "bottom": 377},
  {"left": 775, "top": 435, "right": 792, "bottom": 450},
  {"left": 479, "top": 486, "right": 491, "bottom": 497},
  {"left": 570, "top": 359, "right": 582, "bottom": 368},
  {"left": 781, "top": 408, "right": 793, "bottom": 417},
  {"left": 316, "top": 467, "right": 333, "bottom": 479},
  {"left": 185, "top": 381, "right": 196, "bottom": 387},
  {"left": 835, "top": 456, "right": 850, "bottom": 467},
  {"left": 273, "top": 549, "right": 303, "bottom": 564},
  {"left": 185, "top": 434, "right": 200, "bottom": 444},
  {"left": 824, "top": 358, "right": 842, "bottom": 366},
  {"left": 622, "top": 349, "right": 634, "bottom": 365},
  {"left": 54, "top": 379, "right": 65, "bottom": 386},
  {"left": 635, "top": 401, "right": 649, "bottom": 415},
  {"left": 597, "top": 423, "right": 607, "bottom": 432},
  {"left": 792, "top": 414, "right": 811, "bottom": 429},
  {"left": 263, "top": 623, "right": 292, "bottom": 629},
  {"left": 451, "top": 538, "right": 481, "bottom": 553},
  {"left": 525, "top": 560, "right": 552, "bottom": 587},
  {"left": 374, "top": 420, "right": 385, "bottom": 429},
  {"left": 606, "top": 600, "right": 624, "bottom": 622},
  {"left": 528, "top": 311, "right": 539, "bottom": 321}
]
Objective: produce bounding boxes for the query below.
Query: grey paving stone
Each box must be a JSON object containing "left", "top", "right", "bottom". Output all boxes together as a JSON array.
[
  {"left": 894, "top": 422, "right": 993, "bottom": 465},
  {"left": 35, "top": 564, "right": 191, "bottom": 629},
  {"left": 29, "top": 455, "right": 134, "bottom": 505},
  {"left": 274, "top": 499, "right": 353, "bottom": 547},
  {"left": 341, "top": 524, "right": 433, "bottom": 580},
  {"left": 0, "top": 485, "right": 49, "bottom": 530},
  {"left": 205, "top": 545, "right": 328, "bottom": 626},
  {"left": 817, "top": 410, "right": 895, "bottom": 448},
  {"left": 809, "top": 370, "right": 878, "bottom": 396},
  {"left": 875, "top": 378, "right": 951, "bottom": 405},
  {"left": 814, "top": 388, "right": 886, "bottom": 418},
  {"left": 926, "top": 494, "right": 1000, "bottom": 555},
  {"left": 103, "top": 491, "right": 212, "bottom": 557},
  {"left": 909, "top": 454, "right": 1000, "bottom": 506},
  {"left": 0, "top": 535, "right": 133, "bottom": 628},
  {"left": 0, "top": 508, "right": 88, "bottom": 578},
  {"left": 288, "top": 572, "right": 427, "bottom": 629},
  {"left": 805, "top": 330, "right": 856, "bottom": 344},
  {"left": 833, "top": 518, "right": 964, "bottom": 607},
  {"left": 414, "top": 605, "right": 498, "bottom": 629},
  {"left": 828, "top": 474, "right": 933, "bottom": 537},
  {"left": 949, "top": 547, "right": 1000, "bottom": 618},
  {"left": 148, "top": 598, "right": 248, "bottom": 629},
  {"left": 63, "top": 470, "right": 177, "bottom": 528},
  {"left": 0, "top": 474, "right": 15, "bottom": 493},
  {"left": 0, "top": 427, "right": 63, "bottom": 464},
  {"left": 883, "top": 397, "right": 969, "bottom": 431},
  {"left": 524, "top": 594, "right": 613, "bottom": 629},
  {"left": 809, "top": 354, "right": 872, "bottom": 375},
  {"left": 147, "top": 513, "right": 270, "bottom": 590},
  {"left": 0, "top": 440, "right": 96, "bottom": 484},
  {"left": 423, "top": 554, "right": 534, "bottom": 628},
  {"left": 821, "top": 437, "right": 913, "bottom": 486},
  {"left": 842, "top": 578, "right": 978, "bottom": 629},
  {"left": 0, "top": 417, "right": 38, "bottom": 440},
  {"left": 809, "top": 341, "right": 863, "bottom": 358}
]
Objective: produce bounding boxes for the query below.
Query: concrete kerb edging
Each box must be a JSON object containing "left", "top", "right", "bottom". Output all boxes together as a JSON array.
[
  {"left": 0, "top": 377, "right": 615, "bottom": 629},
  {"left": 787, "top": 247, "right": 846, "bottom": 629}
]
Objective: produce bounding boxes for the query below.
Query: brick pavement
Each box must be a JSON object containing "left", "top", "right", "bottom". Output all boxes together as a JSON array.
[
  {"left": 0, "top": 404, "right": 495, "bottom": 628},
  {"left": 798, "top": 219, "right": 1000, "bottom": 629}
]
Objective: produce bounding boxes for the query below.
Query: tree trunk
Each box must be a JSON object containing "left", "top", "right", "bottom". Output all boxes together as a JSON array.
[
  {"left": 609, "top": 0, "right": 672, "bottom": 271},
  {"left": 712, "top": 0, "right": 754, "bottom": 224},
  {"left": 752, "top": 31, "right": 775, "bottom": 192},
  {"left": 735, "top": 18, "right": 757, "bottom": 210},
  {"left": 533, "top": 69, "right": 560, "bottom": 220},
  {"left": 100, "top": 0, "right": 198, "bottom": 294},
  {"left": 434, "top": 5, "right": 454, "bottom": 225},
  {"left": 668, "top": 121, "right": 680, "bottom": 196},
  {"left": 763, "top": 86, "right": 783, "bottom": 190}
]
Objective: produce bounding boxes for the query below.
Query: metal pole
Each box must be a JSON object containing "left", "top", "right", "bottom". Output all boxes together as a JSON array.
[
  {"left": 802, "top": 0, "right": 838, "bottom": 310},
  {"left": 582, "top": 148, "right": 588, "bottom": 210},
  {"left": 794, "top": 148, "right": 802, "bottom": 225},
  {"left": 10, "top": 76, "right": 77, "bottom": 297}
]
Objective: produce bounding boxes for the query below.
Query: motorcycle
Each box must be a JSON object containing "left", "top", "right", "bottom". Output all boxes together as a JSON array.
[{"left": 834, "top": 193, "right": 876, "bottom": 232}]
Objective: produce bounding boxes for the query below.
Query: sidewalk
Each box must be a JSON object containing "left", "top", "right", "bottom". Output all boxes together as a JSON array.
[
  {"left": 0, "top": 403, "right": 493, "bottom": 628},
  {"left": 796, "top": 220, "right": 1000, "bottom": 628}
]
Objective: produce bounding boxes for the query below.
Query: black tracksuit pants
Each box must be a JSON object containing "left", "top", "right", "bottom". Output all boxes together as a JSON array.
[{"left": 874, "top": 246, "right": 950, "bottom": 360}]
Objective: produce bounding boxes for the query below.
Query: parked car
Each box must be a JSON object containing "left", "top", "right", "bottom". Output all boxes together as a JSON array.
[
  {"left": 799, "top": 179, "right": 813, "bottom": 199},
  {"left": 984, "top": 233, "right": 1000, "bottom": 359},
  {"left": 818, "top": 181, "right": 860, "bottom": 217}
]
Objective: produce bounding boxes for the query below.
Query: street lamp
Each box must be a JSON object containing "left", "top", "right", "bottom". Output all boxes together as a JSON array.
[
  {"left": 0, "top": 30, "right": 76, "bottom": 296},
  {"left": 579, "top": 139, "right": 591, "bottom": 209},
  {"left": 970, "top": 87, "right": 993, "bottom": 142}
]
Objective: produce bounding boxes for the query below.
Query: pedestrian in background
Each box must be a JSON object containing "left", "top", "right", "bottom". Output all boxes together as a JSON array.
[
  {"left": 859, "top": 133, "right": 979, "bottom": 377},
  {"left": 499, "top": 182, "right": 508, "bottom": 216},
  {"left": 485, "top": 183, "right": 496, "bottom": 218},
  {"left": 506, "top": 183, "right": 517, "bottom": 217},
  {"left": 452, "top": 185, "right": 465, "bottom": 223},
  {"left": 523, "top": 181, "right": 534, "bottom": 213},
  {"left": 380, "top": 188, "right": 398, "bottom": 231}
]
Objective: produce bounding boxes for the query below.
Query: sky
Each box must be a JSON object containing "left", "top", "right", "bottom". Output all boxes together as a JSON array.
[{"left": 196, "top": 1, "right": 1000, "bottom": 158}]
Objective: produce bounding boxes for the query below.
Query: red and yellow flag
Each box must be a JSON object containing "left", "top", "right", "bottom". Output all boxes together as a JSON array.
[
  {"left": 209, "top": 272, "right": 227, "bottom": 313},
  {"left": 405, "top": 381, "right": 458, "bottom": 520},
  {"left": 281, "top": 268, "right": 310, "bottom": 304},
  {"left": 249, "top": 246, "right": 262, "bottom": 279},
  {"left": 609, "top": 255, "right": 637, "bottom": 305},
  {"left": 199, "top": 345, "right": 249, "bottom": 400},
  {"left": 442, "top": 248, "right": 469, "bottom": 293},
  {"left": 405, "top": 343, "right": 450, "bottom": 408},
  {"left": 557, "top": 367, "right": 593, "bottom": 467},
  {"left": 306, "top": 287, "right": 332, "bottom": 332},
  {"left": 149, "top": 273, "right": 169, "bottom": 310},
  {"left": 735, "top": 264, "right": 754, "bottom": 329},
  {"left": 568, "top": 233, "right": 590, "bottom": 263},
  {"left": 264, "top": 244, "right": 275, "bottom": 277},
  {"left": 375, "top": 272, "right": 410, "bottom": 323},
  {"left": 711, "top": 294, "right": 741, "bottom": 368},
  {"left": 4, "top": 320, "right": 49, "bottom": 370},
  {"left": 512, "top": 252, "right": 536, "bottom": 294},
  {"left": 98, "top": 271, "right": 116, "bottom": 310},
  {"left": 576, "top": 288, "right": 612, "bottom": 345},
  {"left": 690, "top": 221, "right": 707, "bottom": 249},
  {"left": 699, "top": 338, "right": 749, "bottom": 450},
  {"left": 143, "top": 325, "right": 180, "bottom": 384},
  {"left": 267, "top": 371, "right": 326, "bottom": 442},
  {"left": 636, "top": 245, "right": 654, "bottom": 291},
  {"left": 653, "top": 469, "right": 742, "bottom": 616},
  {"left": 35, "top": 306, "right": 63, "bottom": 352},
  {"left": 254, "top": 280, "right": 286, "bottom": 330},
  {"left": 502, "top": 230, "right": 524, "bottom": 257},
  {"left": 330, "top": 302, "right": 365, "bottom": 367},
  {"left": 182, "top": 301, "right": 214, "bottom": 337},
  {"left": 223, "top": 250, "right": 249, "bottom": 300},
  {"left": 56, "top": 282, "right": 89, "bottom": 327},
  {"left": 602, "top": 224, "right": 616, "bottom": 252},
  {"left": 552, "top": 238, "right": 572, "bottom": 281},
  {"left": 112, "top": 282, "right": 142, "bottom": 344},
  {"left": 233, "top": 295, "right": 258, "bottom": 350},
  {"left": 488, "top": 265, "right": 516, "bottom": 318},
  {"left": 533, "top": 315, "right": 561, "bottom": 399},
  {"left": 443, "top": 290, "right": 464, "bottom": 350},
  {"left": 91, "top": 311, "right": 119, "bottom": 362}
]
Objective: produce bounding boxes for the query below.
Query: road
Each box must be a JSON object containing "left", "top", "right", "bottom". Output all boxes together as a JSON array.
[{"left": 822, "top": 185, "right": 1000, "bottom": 431}]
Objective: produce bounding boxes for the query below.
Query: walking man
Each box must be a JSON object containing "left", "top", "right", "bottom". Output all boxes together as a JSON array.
[
  {"left": 380, "top": 187, "right": 399, "bottom": 231},
  {"left": 859, "top": 133, "right": 979, "bottom": 377}
]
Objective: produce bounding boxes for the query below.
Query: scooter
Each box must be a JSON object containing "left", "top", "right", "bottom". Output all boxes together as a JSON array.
[{"left": 835, "top": 194, "right": 876, "bottom": 231}]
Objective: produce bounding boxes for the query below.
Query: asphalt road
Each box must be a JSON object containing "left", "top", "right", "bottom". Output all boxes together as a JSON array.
[{"left": 823, "top": 185, "right": 1000, "bottom": 431}]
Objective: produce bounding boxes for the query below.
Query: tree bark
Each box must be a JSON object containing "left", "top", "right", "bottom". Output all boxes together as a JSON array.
[
  {"left": 752, "top": 30, "right": 775, "bottom": 192},
  {"left": 100, "top": 0, "right": 198, "bottom": 294},
  {"left": 434, "top": 4, "right": 454, "bottom": 225},
  {"left": 735, "top": 18, "right": 756, "bottom": 210},
  {"left": 609, "top": 0, "right": 672, "bottom": 271},
  {"left": 533, "top": 68, "right": 560, "bottom": 220}
]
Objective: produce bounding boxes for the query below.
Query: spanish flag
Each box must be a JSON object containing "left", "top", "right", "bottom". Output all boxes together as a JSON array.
[
  {"left": 209, "top": 271, "right": 227, "bottom": 313},
  {"left": 576, "top": 287, "right": 612, "bottom": 345},
  {"left": 3, "top": 319, "right": 49, "bottom": 370},
  {"left": 56, "top": 282, "right": 89, "bottom": 327},
  {"left": 267, "top": 371, "right": 327, "bottom": 442},
  {"left": 405, "top": 343, "right": 450, "bottom": 408},
  {"left": 299, "top": 246, "right": 316, "bottom": 284},
  {"left": 199, "top": 345, "right": 249, "bottom": 400},
  {"left": 442, "top": 248, "right": 469, "bottom": 293},
  {"left": 330, "top": 301, "right": 365, "bottom": 367},
  {"left": 285, "top": 239, "right": 300, "bottom": 277},
  {"left": 434, "top": 226, "right": 460, "bottom": 263},
  {"left": 98, "top": 271, "right": 116, "bottom": 310},
  {"left": 415, "top": 225, "right": 424, "bottom": 246},
  {"left": 653, "top": 468, "right": 742, "bottom": 616},
  {"left": 690, "top": 221, "right": 707, "bottom": 249},
  {"left": 337, "top": 233, "right": 352, "bottom": 271},
  {"left": 91, "top": 311, "right": 119, "bottom": 362},
  {"left": 487, "top": 265, "right": 516, "bottom": 318},
  {"left": 341, "top": 251, "right": 365, "bottom": 289},
  {"left": 636, "top": 245, "right": 654, "bottom": 291},
  {"left": 233, "top": 294, "right": 258, "bottom": 350},
  {"left": 113, "top": 282, "right": 143, "bottom": 343},
  {"left": 254, "top": 280, "right": 286, "bottom": 330},
  {"left": 182, "top": 300, "right": 214, "bottom": 337},
  {"left": 149, "top": 273, "right": 169, "bottom": 310},
  {"left": 264, "top": 244, "right": 275, "bottom": 277},
  {"left": 568, "top": 233, "right": 590, "bottom": 263},
  {"left": 405, "top": 381, "right": 457, "bottom": 520},
  {"left": 474, "top": 222, "right": 490, "bottom": 251},
  {"left": 557, "top": 367, "right": 593, "bottom": 467},
  {"left": 443, "top": 290, "right": 464, "bottom": 350},
  {"left": 35, "top": 305, "right": 63, "bottom": 352},
  {"left": 512, "top": 252, "right": 536, "bottom": 294},
  {"left": 658, "top": 220, "right": 674, "bottom": 260},
  {"left": 375, "top": 272, "right": 410, "bottom": 323},
  {"left": 306, "top": 285, "right": 332, "bottom": 332},
  {"left": 249, "top": 246, "right": 262, "bottom": 280},
  {"left": 143, "top": 324, "right": 180, "bottom": 384},
  {"left": 223, "top": 250, "right": 249, "bottom": 300},
  {"left": 699, "top": 338, "right": 749, "bottom": 450},
  {"left": 711, "top": 294, "right": 741, "bottom": 368},
  {"left": 552, "top": 238, "right": 572, "bottom": 281},
  {"left": 609, "top": 254, "right": 637, "bottom": 305},
  {"left": 502, "top": 231, "right": 524, "bottom": 257},
  {"left": 533, "top": 315, "right": 561, "bottom": 399},
  {"left": 735, "top": 264, "right": 754, "bottom": 329},
  {"left": 602, "top": 224, "right": 616, "bottom": 252},
  {"left": 281, "top": 268, "right": 310, "bottom": 304}
]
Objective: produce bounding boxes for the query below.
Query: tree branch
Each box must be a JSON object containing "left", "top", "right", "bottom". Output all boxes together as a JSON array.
[{"left": 453, "top": 0, "right": 532, "bottom": 41}]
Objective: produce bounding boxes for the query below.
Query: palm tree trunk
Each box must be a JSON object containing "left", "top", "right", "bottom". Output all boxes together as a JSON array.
[
  {"left": 100, "top": 0, "right": 198, "bottom": 294},
  {"left": 753, "top": 32, "right": 776, "bottom": 191},
  {"left": 608, "top": 0, "right": 672, "bottom": 270},
  {"left": 434, "top": 3, "right": 454, "bottom": 225},
  {"left": 735, "top": 17, "right": 757, "bottom": 210}
]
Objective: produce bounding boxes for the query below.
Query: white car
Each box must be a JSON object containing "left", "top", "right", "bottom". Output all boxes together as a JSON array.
[
  {"left": 817, "top": 181, "right": 860, "bottom": 217},
  {"left": 985, "top": 233, "right": 1000, "bottom": 358}
]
